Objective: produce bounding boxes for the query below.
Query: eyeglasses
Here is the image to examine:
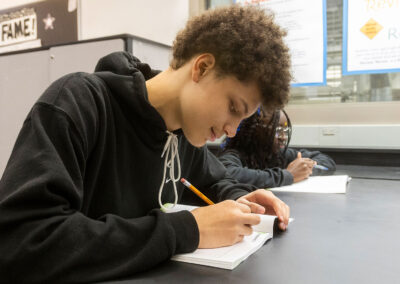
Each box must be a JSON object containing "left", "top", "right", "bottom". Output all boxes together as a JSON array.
[{"left": 275, "top": 126, "right": 290, "bottom": 138}]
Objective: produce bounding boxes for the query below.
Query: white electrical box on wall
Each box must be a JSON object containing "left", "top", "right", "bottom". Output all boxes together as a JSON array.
[{"left": 291, "top": 125, "right": 400, "bottom": 149}]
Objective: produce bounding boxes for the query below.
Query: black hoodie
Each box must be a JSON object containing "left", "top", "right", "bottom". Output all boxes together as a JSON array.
[{"left": 0, "top": 52, "right": 255, "bottom": 282}]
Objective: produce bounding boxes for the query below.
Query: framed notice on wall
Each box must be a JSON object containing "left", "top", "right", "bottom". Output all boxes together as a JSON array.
[
  {"left": 0, "top": 0, "right": 77, "bottom": 54},
  {"left": 342, "top": 0, "right": 400, "bottom": 75},
  {"left": 236, "top": 0, "right": 327, "bottom": 87}
]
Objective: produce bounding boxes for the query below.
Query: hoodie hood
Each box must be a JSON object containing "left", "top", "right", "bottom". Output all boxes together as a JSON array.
[
  {"left": 94, "top": 52, "right": 168, "bottom": 146},
  {"left": 95, "top": 52, "right": 182, "bottom": 209},
  {"left": 95, "top": 51, "right": 159, "bottom": 79}
]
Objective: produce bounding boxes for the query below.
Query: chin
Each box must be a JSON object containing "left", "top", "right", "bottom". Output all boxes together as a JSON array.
[
  {"left": 184, "top": 134, "right": 206, "bottom": 148},
  {"left": 181, "top": 126, "right": 207, "bottom": 148},
  {"left": 191, "top": 139, "right": 206, "bottom": 148}
]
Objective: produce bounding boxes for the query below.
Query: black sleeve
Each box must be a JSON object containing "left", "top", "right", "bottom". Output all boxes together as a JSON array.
[
  {"left": 0, "top": 75, "right": 198, "bottom": 283},
  {"left": 283, "top": 148, "right": 336, "bottom": 175},
  {"left": 217, "top": 150, "right": 294, "bottom": 189}
]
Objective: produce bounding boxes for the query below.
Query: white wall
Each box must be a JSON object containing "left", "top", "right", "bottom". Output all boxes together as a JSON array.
[
  {"left": 79, "top": 0, "right": 189, "bottom": 46},
  {"left": 0, "top": 0, "right": 45, "bottom": 9}
]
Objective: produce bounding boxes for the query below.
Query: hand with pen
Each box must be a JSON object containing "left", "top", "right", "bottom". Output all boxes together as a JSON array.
[
  {"left": 191, "top": 200, "right": 262, "bottom": 248},
  {"left": 286, "top": 152, "right": 316, "bottom": 183},
  {"left": 182, "top": 178, "right": 290, "bottom": 249},
  {"left": 190, "top": 191, "right": 289, "bottom": 249}
]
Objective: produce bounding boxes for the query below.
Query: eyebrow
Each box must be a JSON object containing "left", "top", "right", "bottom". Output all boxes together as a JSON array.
[{"left": 239, "top": 98, "right": 249, "bottom": 115}]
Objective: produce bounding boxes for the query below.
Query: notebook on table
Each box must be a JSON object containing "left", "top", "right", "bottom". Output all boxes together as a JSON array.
[
  {"left": 269, "top": 175, "right": 351, "bottom": 194},
  {"left": 163, "top": 203, "right": 293, "bottom": 270}
]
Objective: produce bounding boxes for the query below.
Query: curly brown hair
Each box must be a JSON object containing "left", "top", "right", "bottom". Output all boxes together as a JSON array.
[{"left": 171, "top": 5, "right": 291, "bottom": 110}]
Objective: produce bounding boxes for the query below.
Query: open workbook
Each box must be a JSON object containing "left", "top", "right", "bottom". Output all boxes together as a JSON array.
[{"left": 163, "top": 204, "right": 293, "bottom": 270}]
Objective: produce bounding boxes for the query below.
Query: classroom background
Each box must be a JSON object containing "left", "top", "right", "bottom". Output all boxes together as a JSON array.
[
  {"left": 1, "top": 1, "right": 400, "bottom": 283},
  {"left": 0, "top": 0, "right": 399, "bottom": 175}
]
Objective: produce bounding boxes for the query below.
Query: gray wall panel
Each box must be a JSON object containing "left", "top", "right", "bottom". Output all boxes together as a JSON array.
[
  {"left": 0, "top": 50, "right": 49, "bottom": 176},
  {"left": 49, "top": 39, "right": 125, "bottom": 83}
]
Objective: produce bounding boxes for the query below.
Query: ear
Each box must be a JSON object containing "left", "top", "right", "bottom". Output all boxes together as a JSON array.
[{"left": 192, "top": 53, "right": 216, "bottom": 83}]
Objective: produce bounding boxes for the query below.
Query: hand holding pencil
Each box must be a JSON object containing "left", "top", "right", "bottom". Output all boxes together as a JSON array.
[{"left": 180, "top": 177, "right": 289, "bottom": 249}]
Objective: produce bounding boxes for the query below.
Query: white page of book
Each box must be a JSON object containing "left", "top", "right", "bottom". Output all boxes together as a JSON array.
[
  {"left": 178, "top": 232, "right": 270, "bottom": 259},
  {"left": 163, "top": 204, "right": 197, "bottom": 213},
  {"left": 269, "top": 175, "right": 350, "bottom": 194},
  {"left": 166, "top": 204, "right": 294, "bottom": 269},
  {"left": 252, "top": 214, "right": 276, "bottom": 235},
  {"left": 171, "top": 231, "right": 271, "bottom": 269}
]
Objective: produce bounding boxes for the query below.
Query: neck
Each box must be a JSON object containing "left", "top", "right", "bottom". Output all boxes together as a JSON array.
[{"left": 145, "top": 68, "right": 184, "bottom": 131}]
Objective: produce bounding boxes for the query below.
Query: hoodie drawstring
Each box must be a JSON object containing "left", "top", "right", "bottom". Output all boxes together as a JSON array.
[{"left": 158, "top": 131, "right": 181, "bottom": 210}]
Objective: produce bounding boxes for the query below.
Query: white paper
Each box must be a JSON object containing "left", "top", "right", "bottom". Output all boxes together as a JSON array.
[
  {"left": 165, "top": 204, "right": 294, "bottom": 269},
  {"left": 171, "top": 232, "right": 271, "bottom": 270},
  {"left": 252, "top": 214, "right": 276, "bottom": 236},
  {"left": 269, "top": 175, "right": 350, "bottom": 194}
]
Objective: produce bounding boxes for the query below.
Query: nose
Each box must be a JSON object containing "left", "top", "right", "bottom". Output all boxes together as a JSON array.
[
  {"left": 224, "top": 128, "right": 235, "bottom": 138},
  {"left": 224, "top": 120, "right": 240, "bottom": 138}
]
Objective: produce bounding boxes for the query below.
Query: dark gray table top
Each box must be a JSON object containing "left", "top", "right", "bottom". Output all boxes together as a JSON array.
[
  {"left": 105, "top": 168, "right": 400, "bottom": 284},
  {"left": 335, "top": 165, "right": 400, "bottom": 180}
]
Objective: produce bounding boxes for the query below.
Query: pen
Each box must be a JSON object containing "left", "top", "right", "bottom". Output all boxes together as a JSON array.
[
  {"left": 314, "top": 164, "right": 329, "bottom": 171},
  {"left": 180, "top": 178, "right": 214, "bottom": 205}
]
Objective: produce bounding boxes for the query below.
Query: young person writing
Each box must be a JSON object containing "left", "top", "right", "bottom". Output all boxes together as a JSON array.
[
  {"left": 0, "top": 6, "right": 291, "bottom": 282},
  {"left": 219, "top": 109, "right": 336, "bottom": 188}
]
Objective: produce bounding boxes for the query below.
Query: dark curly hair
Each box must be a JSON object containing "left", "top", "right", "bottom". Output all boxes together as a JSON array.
[
  {"left": 171, "top": 5, "right": 291, "bottom": 110},
  {"left": 221, "top": 109, "right": 292, "bottom": 169}
]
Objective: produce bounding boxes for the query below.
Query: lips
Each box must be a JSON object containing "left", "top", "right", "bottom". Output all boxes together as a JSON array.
[{"left": 210, "top": 127, "right": 217, "bottom": 142}]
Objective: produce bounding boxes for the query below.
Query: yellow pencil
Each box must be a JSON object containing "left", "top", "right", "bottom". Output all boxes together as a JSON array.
[{"left": 180, "top": 178, "right": 214, "bottom": 205}]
